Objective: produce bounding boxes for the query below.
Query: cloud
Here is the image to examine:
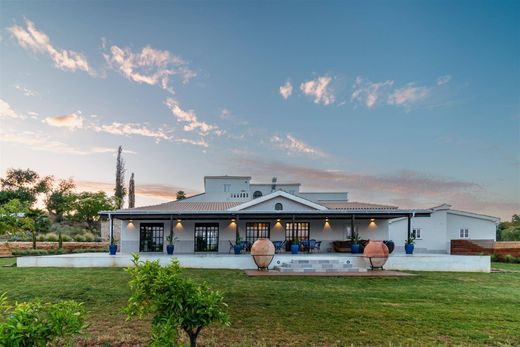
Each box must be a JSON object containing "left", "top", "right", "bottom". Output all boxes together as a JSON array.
[
  {"left": 44, "top": 113, "right": 84, "bottom": 129},
  {"left": 437, "top": 75, "right": 452, "bottom": 86},
  {"left": 174, "top": 138, "right": 209, "bottom": 148},
  {"left": 351, "top": 77, "right": 394, "bottom": 109},
  {"left": 279, "top": 81, "right": 293, "bottom": 100},
  {"left": 8, "top": 19, "right": 91, "bottom": 73},
  {"left": 0, "top": 127, "right": 117, "bottom": 155},
  {"left": 104, "top": 44, "right": 195, "bottom": 93},
  {"left": 15, "top": 84, "right": 37, "bottom": 96},
  {"left": 92, "top": 122, "right": 172, "bottom": 143},
  {"left": 387, "top": 83, "right": 430, "bottom": 107},
  {"left": 0, "top": 99, "right": 23, "bottom": 119},
  {"left": 300, "top": 76, "right": 335, "bottom": 105},
  {"left": 270, "top": 134, "right": 328, "bottom": 158},
  {"left": 164, "top": 98, "right": 223, "bottom": 136}
]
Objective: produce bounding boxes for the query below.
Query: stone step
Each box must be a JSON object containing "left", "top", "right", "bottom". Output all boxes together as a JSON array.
[
  {"left": 290, "top": 259, "right": 342, "bottom": 265},
  {"left": 274, "top": 266, "right": 367, "bottom": 273},
  {"left": 280, "top": 263, "right": 353, "bottom": 269}
]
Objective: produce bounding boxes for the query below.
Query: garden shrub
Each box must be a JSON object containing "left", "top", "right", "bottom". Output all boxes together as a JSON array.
[
  {"left": 62, "top": 234, "right": 72, "bottom": 242},
  {"left": 83, "top": 232, "right": 96, "bottom": 242},
  {"left": 490, "top": 253, "right": 499, "bottom": 262},
  {"left": 45, "top": 232, "right": 59, "bottom": 242},
  {"left": 503, "top": 254, "right": 514, "bottom": 263},
  {"left": 74, "top": 235, "right": 86, "bottom": 242},
  {"left": 0, "top": 293, "right": 85, "bottom": 346},
  {"left": 37, "top": 234, "right": 46, "bottom": 242},
  {"left": 126, "top": 255, "right": 230, "bottom": 347}
]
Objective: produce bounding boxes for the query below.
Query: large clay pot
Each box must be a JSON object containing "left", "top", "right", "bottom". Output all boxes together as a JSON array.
[
  {"left": 363, "top": 240, "right": 389, "bottom": 269},
  {"left": 251, "top": 238, "right": 275, "bottom": 270}
]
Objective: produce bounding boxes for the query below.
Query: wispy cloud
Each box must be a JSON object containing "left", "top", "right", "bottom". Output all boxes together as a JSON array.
[
  {"left": 300, "top": 76, "right": 335, "bottom": 105},
  {"left": 174, "top": 138, "right": 209, "bottom": 148},
  {"left": 0, "top": 127, "right": 116, "bottom": 155},
  {"left": 351, "top": 77, "right": 394, "bottom": 109},
  {"left": 15, "top": 84, "right": 37, "bottom": 96},
  {"left": 44, "top": 113, "right": 84, "bottom": 129},
  {"left": 164, "top": 98, "right": 223, "bottom": 136},
  {"left": 0, "top": 99, "right": 24, "bottom": 119},
  {"left": 91, "top": 122, "right": 172, "bottom": 143},
  {"left": 387, "top": 83, "right": 430, "bottom": 108},
  {"left": 437, "top": 75, "right": 452, "bottom": 86},
  {"left": 271, "top": 134, "right": 328, "bottom": 158},
  {"left": 279, "top": 81, "right": 293, "bottom": 100},
  {"left": 104, "top": 44, "right": 195, "bottom": 94},
  {"left": 8, "top": 19, "right": 91, "bottom": 74}
]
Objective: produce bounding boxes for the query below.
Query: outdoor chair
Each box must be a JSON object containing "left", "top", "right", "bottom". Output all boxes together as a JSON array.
[
  {"left": 308, "top": 239, "right": 317, "bottom": 252},
  {"left": 228, "top": 240, "right": 235, "bottom": 254},
  {"left": 272, "top": 240, "right": 285, "bottom": 253},
  {"left": 315, "top": 241, "right": 322, "bottom": 253}
]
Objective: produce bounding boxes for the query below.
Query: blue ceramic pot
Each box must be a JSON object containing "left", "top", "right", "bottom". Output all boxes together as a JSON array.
[
  {"left": 109, "top": 244, "right": 117, "bottom": 255},
  {"left": 291, "top": 243, "right": 299, "bottom": 254},
  {"left": 351, "top": 243, "right": 361, "bottom": 254},
  {"left": 234, "top": 245, "right": 242, "bottom": 255},
  {"left": 405, "top": 243, "right": 414, "bottom": 254},
  {"left": 167, "top": 245, "right": 174, "bottom": 255}
]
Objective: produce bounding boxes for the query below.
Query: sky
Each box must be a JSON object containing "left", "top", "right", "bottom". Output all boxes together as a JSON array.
[{"left": 0, "top": 0, "right": 519, "bottom": 220}]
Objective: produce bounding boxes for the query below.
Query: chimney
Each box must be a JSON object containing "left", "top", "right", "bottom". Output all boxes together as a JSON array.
[{"left": 271, "top": 177, "right": 277, "bottom": 192}]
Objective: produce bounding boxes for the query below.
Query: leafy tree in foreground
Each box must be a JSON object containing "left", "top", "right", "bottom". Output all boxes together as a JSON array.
[
  {"left": 126, "top": 255, "right": 230, "bottom": 347},
  {"left": 0, "top": 168, "right": 53, "bottom": 207},
  {"left": 0, "top": 199, "right": 33, "bottom": 237},
  {"left": 128, "top": 172, "right": 135, "bottom": 208},
  {"left": 71, "top": 192, "right": 115, "bottom": 230},
  {"left": 0, "top": 293, "right": 85, "bottom": 346},
  {"left": 114, "top": 146, "right": 126, "bottom": 209},
  {"left": 497, "top": 214, "right": 520, "bottom": 241}
]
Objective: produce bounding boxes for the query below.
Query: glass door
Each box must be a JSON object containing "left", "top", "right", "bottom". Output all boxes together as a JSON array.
[
  {"left": 139, "top": 223, "right": 164, "bottom": 252},
  {"left": 194, "top": 223, "right": 219, "bottom": 252},
  {"left": 284, "top": 222, "right": 310, "bottom": 252}
]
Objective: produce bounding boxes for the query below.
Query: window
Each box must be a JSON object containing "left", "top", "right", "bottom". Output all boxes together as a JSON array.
[
  {"left": 224, "top": 184, "right": 231, "bottom": 192},
  {"left": 285, "top": 222, "right": 310, "bottom": 242},
  {"left": 459, "top": 228, "right": 469, "bottom": 238},
  {"left": 275, "top": 203, "right": 283, "bottom": 210},
  {"left": 253, "top": 191, "right": 263, "bottom": 199},
  {"left": 246, "top": 222, "right": 270, "bottom": 244},
  {"left": 412, "top": 228, "right": 422, "bottom": 239},
  {"left": 194, "top": 223, "right": 219, "bottom": 252},
  {"left": 139, "top": 223, "right": 164, "bottom": 252}
]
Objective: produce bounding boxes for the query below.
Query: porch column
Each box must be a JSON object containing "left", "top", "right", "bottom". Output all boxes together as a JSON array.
[
  {"left": 235, "top": 215, "right": 239, "bottom": 243},
  {"left": 407, "top": 214, "right": 411, "bottom": 240},
  {"left": 170, "top": 215, "right": 173, "bottom": 240},
  {"left": 350, "top": 215, "right": 355, "bottom": 237},
  {"left": 109, "top": 214, "right": 113, "bottom": 244}
]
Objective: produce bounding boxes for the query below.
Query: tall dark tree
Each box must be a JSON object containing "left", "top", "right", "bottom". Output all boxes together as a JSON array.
[
  {"left": 128, "top": 173, "right": 135, "bottom": 208},
  {"left": 176, "top": 191, "right": 186, "bottom": 200},
  {"left": 114, "top": 146, "right": 126, "bottom": 209}
]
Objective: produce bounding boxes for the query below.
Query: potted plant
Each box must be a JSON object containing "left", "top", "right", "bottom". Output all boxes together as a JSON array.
[
  {"left": 166, "top": 234, "right": 177, "bottom": 255},
  {"left": 405, "top": 234, "right": 415, "bottom": 254},
  {"left": 350, "top": 232, "right": 361, "bottom": 254},
  {"left": 291, "top": 237, "right": 300, "bottom": 254},
  {"left": 234, "top": 233, "right": 243, "bottom": 255},
  {"left": 109, "top": 235, "right": 118, "bottom": 255}
]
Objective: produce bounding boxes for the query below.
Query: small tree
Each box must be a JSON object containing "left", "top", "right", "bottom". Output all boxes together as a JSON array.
[
  {"left": 0, "top": 293, "right": 85, "bottom": 346},
  {"left": 176, "top": 191, "right": 186, "bottom": 200},
  {"left": 0, "top": 168, "right": 53, "bottom": 207},
  {"left": 46, "top": 178, "right": 76, "bottom": 222},
  {"left": 72, "top": 192, "right": 115, "bottom": 230},
  {"left": 114, "top": 146, "right": 126, "bottom": 209},
  {"left": 128, "top": 173, "right": 135, "bottom": 208},
  {"left": 126, "top": 255, "right": 230, "bottom": 347},
  {"left": 0, "top": 199, "right": 33, "bottom": 237}
]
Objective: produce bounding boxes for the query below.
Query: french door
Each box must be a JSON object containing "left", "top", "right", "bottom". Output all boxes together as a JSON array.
[
  {"left": 139, "top": 223, "right": 164, "bottom": 252},
  {"left": 194, "top": 223, "right": 219, "bottom": 252},
  {"left": 246, "top": 222, "right": 270, "bottom": 245},
  {"left": 285, "top": 222, "right": 310, "bottom": 251}
]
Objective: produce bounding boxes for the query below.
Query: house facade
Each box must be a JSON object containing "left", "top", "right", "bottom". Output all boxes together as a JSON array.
[{"left": 100, "top": 176, "right": 497, "bottom": 255}]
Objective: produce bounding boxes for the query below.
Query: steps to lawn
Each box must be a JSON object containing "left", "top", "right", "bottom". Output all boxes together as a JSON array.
[{"left": 273, "top": 258, "right": 367, "bottom": 273}]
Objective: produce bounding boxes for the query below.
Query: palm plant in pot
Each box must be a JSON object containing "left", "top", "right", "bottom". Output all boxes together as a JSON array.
[
  {"left": 166, "top": 234, "right": 178, "bottom": 255},
  {"left": 109, "top": 235, "right": 118, "bottom": 255},
  {"left": 350, "top": 231, "right": 361, "bottom": 254},
  {"left": 234, "top": 233, "right": 243, "bottom": 255},
  {"left": 291, "top": 237, "right": 300, "bottom": 254},
  {"left": 405, "top": 233, "right": 416, "bottom": 254}
]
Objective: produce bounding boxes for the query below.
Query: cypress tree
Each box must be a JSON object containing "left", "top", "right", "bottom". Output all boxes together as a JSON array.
[
  {"left": 114, "top": 146, "right": 126, "bottom": 209},
  {"left": 128, "top": 173, "right": 135, "bottom": 208}
]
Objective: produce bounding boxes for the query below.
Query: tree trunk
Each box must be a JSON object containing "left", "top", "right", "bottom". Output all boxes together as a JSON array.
[{"left": 187, "top": 327, "right": 202, "bottom": 347}]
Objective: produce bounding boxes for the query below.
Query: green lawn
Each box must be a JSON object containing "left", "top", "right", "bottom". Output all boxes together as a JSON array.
[{"left": 0, "top": 261, "right": 519, "bottom": 346}]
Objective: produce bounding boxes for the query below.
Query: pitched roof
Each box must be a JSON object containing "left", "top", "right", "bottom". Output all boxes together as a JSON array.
[
  {"left": 322, "top": 201, "right": 399, "bottom": 210},
  {"left": 125, "top": 201, "right": 242, "bottom": 212},
  {"left": 228, "top": 190, "right": 328, "bottom": 211}
]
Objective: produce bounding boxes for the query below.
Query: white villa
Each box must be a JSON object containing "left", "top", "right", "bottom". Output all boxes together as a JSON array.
[{"left": 100, "top": 175, "right": 498, "bottom": 255}]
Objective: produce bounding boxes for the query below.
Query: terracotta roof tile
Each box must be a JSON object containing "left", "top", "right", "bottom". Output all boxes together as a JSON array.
[
  {"left": 125, "top": 201, "right": 242, "bottom": 212},
  {"left": 322, "top": 202, "right": 398, "bottom": 210}
]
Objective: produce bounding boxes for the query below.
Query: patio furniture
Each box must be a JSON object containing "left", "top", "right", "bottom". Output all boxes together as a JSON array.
[
  {"left": 272, "top": 240, "right": 285, "bottom": 253},
  {"left": 228, "top": 240, "right": 235, "bottom": 254},
  {"left": 315, "top": 241, "right": 322, "bottom": 253},
  {"left": 300, "top": 239, "right": 318, "bottom": 252},
  {"left": 332, "top": 240, "right": 369, "bottom": 253}
]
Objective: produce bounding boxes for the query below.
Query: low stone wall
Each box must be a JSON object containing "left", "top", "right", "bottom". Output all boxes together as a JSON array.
[{"left": 3, "top": 241, "right": 109, "bottom": 255}]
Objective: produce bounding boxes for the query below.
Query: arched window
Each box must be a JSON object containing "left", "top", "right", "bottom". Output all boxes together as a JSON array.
[
  {"left": 253, "top": 191, "right": 263, "bottom": 199},
  {"left": 275, "top": 203, "right": 283, "bottom": 211}
]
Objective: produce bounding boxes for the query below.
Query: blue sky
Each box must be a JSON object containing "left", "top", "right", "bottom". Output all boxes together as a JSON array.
[{"left": 0, "top": 0, "right": 518, "bottom": 219}]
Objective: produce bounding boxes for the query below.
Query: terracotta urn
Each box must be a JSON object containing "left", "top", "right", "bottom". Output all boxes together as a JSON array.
[
  {"left": 250, "top": 238, "right": 275, "bottom": 270},
  {"left": 363, "top": 240, "right": 389, "bottom": 269}
]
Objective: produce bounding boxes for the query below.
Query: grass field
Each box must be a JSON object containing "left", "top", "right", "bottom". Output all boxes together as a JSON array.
[{"left": 0, "top": 259, "right": 519, "bottom": 346}]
